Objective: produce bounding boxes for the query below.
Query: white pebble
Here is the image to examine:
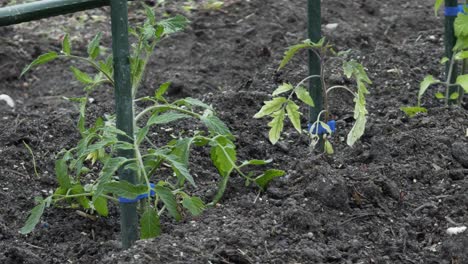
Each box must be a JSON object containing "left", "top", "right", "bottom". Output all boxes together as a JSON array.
[
  {"left": 325, "top": 23, "right": 339, "bottom": 30},
  {"left": 0, "top": 94, "right": 15, "bottom": 108},
  {"left": 446, "top": 226, "right": 467, "bottom": 235}
]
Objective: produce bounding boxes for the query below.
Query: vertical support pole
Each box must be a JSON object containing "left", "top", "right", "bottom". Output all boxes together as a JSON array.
[
  {"left": 445, "top": 0, "right": 458, "bottom": 103},
  {"left": 307, "top": 0, "right": 323, "bottom": 141},
  {"left": 110, "top": 0, "right": 138, "bottom": 249}
]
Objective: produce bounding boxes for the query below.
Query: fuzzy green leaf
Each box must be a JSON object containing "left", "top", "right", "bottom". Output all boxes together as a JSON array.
[
  {"left": 87, "top": 32, "right": 102, "bottom": 59},
  {"left": 240, "top": 159, "right": 272, "bottom": 167},
  {"left": 136, "top": 126, "right": 149, "bottom": 146},
  {"left": 155, "top": 185, "right": 181, "bottom": 221},
  {"left": 155, "top": 82, "right": 170, "bottom": 99},
  {"left": 456, "top": 74, "right": 468, "bottom": 93},
  {"left": 295, "top": 86, "right": 315, "bottom": 107},
  {"left": 400, "top": 106, "right": 427, "bottom": 118},
  {"left": 140, "top": 208, "right": 161, "bottom": 239},
  {"left": 103, "top": 181, "right": 148, "bottom": 199},
  {"left": 182, "top": 196, "right": 205, "bottom": 216},
  {"left": 450, "top": 92, "right": 460, "bottom": 100},
  {"left": 170, "top": 138, "right": 192, "bottom": 165},
  {"left": 324, "top": 140, "right": 334, "bottom": 155},
  {"left": 254, "top": 97, "right": 287, "bottom": 118},
  {"left": 182, "top": 97, "right": 213, "bottom": 110},
  {"left": 158, "top": 15, "right": 189, "bottom": 34},
  {"left": 272, "top": 83, "right": 294, "bottom": 96},
  {"left": 21, "top": 52, "right": 58, "bottom": 76},
  {"left": 347, "top": 115, "right": 366, "bottom": 147},
  {"left": 70, "top": 184, "right": 90, "bottom": 209},
  {"left": 70, "top": 66, "right": 94, "bottom": 84},
  {"left": 147, "top": 112, "right": 192, "bottom": 126},
  {"left": 55, "top": 158, "right": 71, "bottom": 189},
  {"left": 62, "top": 33, "right": 71, "bottom": 55},
  {"left": 201, "top": 113, "right": 231, "bottom": 136},
  {"left": 94, "top": 157, "right": 128, "bottom": 200},
  {"left": 161, "top": 154, "right": 196, "bottom": 187},
  {"left": 419, "top": 75, "right": 439, "bottom": 100},
  {"left": 434, "top": 0, "right": 443, "bottom": 15},
  {"left": 254, "top": 169, "right": 285, "bottom": 191},
  {"left": 267, "top": 109, "right": 285, "bottom": 145},
  {"left": 440, "top": 57, "right": 449, "bottom": 64},
  {"left": 455, "top": 13, "right": 468, "bottom": 38},
  {"left": 93, "top": 197, "right": 108, "bottom": 216},
  {"left": 278, "top": 39, "right": 324, "bottom": 70},
  {"left": 286, "top": 100, "right": 301, "bottom": 133},
  {"left": 20, "top": 199, "right": 46, "bottom": 234},
  {"left": 435, "top": 92, "right": 445, "bottom": 99},
  {"left": 210, "top": 136, "right": 236, "bottom": 177}
]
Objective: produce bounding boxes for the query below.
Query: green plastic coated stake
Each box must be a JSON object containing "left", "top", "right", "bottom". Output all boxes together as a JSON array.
[
  {"left": 445, "top": 0, "right": 458, "bottom": 103},
  {"left": 110, "top": 0, "right": 138, "bottom": 249},
  {"left": 307, "top": 0, "right": 323, "bottom": 143},
  {"left": 0, "top": 0, "right": 109, "bottom": 26}
]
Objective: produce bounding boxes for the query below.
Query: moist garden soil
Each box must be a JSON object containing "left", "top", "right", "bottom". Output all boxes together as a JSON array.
[{"left": 1, "top": 0, "right": 468, "bottom": 263}]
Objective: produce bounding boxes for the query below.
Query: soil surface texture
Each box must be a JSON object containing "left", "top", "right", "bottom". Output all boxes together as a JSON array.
[{"left": 0, "top": 0, "right": 467, "bottom": 263}]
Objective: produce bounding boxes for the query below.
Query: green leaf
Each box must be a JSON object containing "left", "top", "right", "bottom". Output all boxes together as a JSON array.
[
  {"left": 267, "top": 109, "right": 285, "bottom": 145},
  {"left": 295, "top": 86, "right": 315, "bottom": 107},
  {"left": 286, "top": 100, "right": 301, "bottom": 133},
  {"left": 455, "top": 51, "right": 468, "bottom": 60},
  {"left": 87, "top": 32, "right": 102, "bottom": 59},
  {"left": 155, "top": 185, "right": 181, "bottom": 221},
  {"left": 435, "top": 92, "right": 445, "bottom": 99},
  {"left": 254, "top": 169, "right": 285, "bottom": 191},
  {"left": 136, "top": 126, "right": 149, "bottom": 146},
  {"left": 343, "top": 60, "right": 372, "bottom": 84},
  {"left": 456, "top": 74, "right": 468, "bottom": 93},
  {"left": 20, "top": 199, "right": 46, "bottom": 234},
  {"left": 253, "top": 97, "right": 287, "bottom": 118},
  {"left": 450, "top": 92, "right": 460, "bottom": 100},
  {"left": 419, "top": 75, "right": 439, "bottom": 100},
  {"left": 170, "top": 138, "right": 192, "bottom": 165},
  {"left": 240, "top": 159, "right": 272, "bottom": 167},
  {"left": 210, "top": 136, "right": 237, "bottom": 177},
  {"left": 103, "top": 181, "right": 148, "bottom": 199},
  {"left": 440, "top": 57, "right": 449, "bottom": 64},
  {"left": 324, "top": 140, "right": 334, "bottom": 155},
  {"left": 182, "top": 196, "right": 205, "bottom": 216},
  {"left": 62, "top": 33, "right": 71, "bottom": 55},
  {"left": 182, "top": 97, "right": 213, "bottom": 110},
  {"left": 21, "top": 52, "right": 58, "bottom": 76},
  {"left": 455, "top": 13, "right": 468, "bottom": 38},
  {"left": 347, "top": 115, "right": 366, "bottom": 147},
  {"left": 161, "top": 154, "right": 196, "bottom": 187},
  {"left": 147, "top": 112, "right": 192, "bottom": 126},
  {"left": 144, "top": 4, "right": 156, "bottom": 25},
  {"left": 158, "top": 15, "right": 190, "bottom": 34},
  {"left": 201, "top": 113, "right": 231, "bottom": 136},
  {"left": 93, "top": 197, "right": 108, "bottom": 216},
  {"left": 70, "top": 184, "right": 90, "bottom": 209},
  {"left": 140, "top": 208, "right": 161, "bottom": 239},
  {"left": 434, "top": 0, "right": 443, "bottom": 15},
  {"left": 400, "top": 106, "right": 428, "bottom": 118},
  {"left": 155, "top": 82, "right": 171, "bottom": 99},
  {"left": 70, "top": 66, "right": 94, "bottom": 84},
  {"left": 94, "top": 157, "right": 128, "bottom": 200},
  {"left": 272, "top": 83, "right": 294, "bottom": 96},
  {"left": 278, "top": 39, "right": 323, "bottom": 70},
  {"left": 55, "top": 158, "right": 71, "bottom": 189}
]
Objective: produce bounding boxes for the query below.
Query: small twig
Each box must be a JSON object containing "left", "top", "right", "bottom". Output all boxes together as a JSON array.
[
  {"left": 413, "top": 202, "right": 438, "bottom": 214},
  {"left": 23, "top": 242, "right": 44, "bottom": 250},
  {"left": 445, "top": 216, "right": 461, "bottom": 226},
  {"left": 76, "top": 210, "right": 97, "bottom": 221},
  {"left": 22, "top": 141, "right": 39, "bottom": 178}
]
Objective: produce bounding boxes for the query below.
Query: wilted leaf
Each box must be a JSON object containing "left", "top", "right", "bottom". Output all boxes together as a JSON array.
[
  {"left": 147, "top": 112, "right": 191, "bottom": 126},
  {"left": 295, "top": 86, "right": 314, "bottom": 107},
  {"left": 400, "top": 106, "right": 428, "bottom": 118},
  {"left": 254, "top": 169, "right": 285, "bottom": 190},
  {"left": 20, "top": 198, "right": 46, "bottom": 234},
  {"left": 267, "top": 109, "right": 285, "bottom": 144},
  {"left": 456, "top": 74, "right": 468, "bottom": 92},
  {"left": 21, "top": 52, "right": 58, "bottom": 76},
  {"left": 182, "top": 196, "right": 205, "bottom": 216},
  {"left": 286, "top": 100, "right": 301, "bottom": 132},
  {"left": 272, "top": 83, "right": 293, "bottom": 96},
  {"left": 158, "top": 15, "right": 189, "bottom": 34},
  {"left": 140, "top": 208, "right": 161, "bottom": 239},
  {"left": 254, "top": 97, "right": 287, "bottom": 118},
  {"left": 155, "top": 185, "right": 181, "bottom": 221}
]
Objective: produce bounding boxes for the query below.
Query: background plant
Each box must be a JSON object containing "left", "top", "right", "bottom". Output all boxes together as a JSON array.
[
  {"left": 254, "top": 38, "right": 371, "bottom": 154},
  {"left": 402, "top": 1, "right": 468, "bottom": 117},
  {"left": 20, "top": 6, "right": 283, "bottom": 239}
]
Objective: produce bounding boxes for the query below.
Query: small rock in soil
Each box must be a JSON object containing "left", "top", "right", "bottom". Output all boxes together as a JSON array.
[{"left": 451, "top": 141, "right": 468, "bottom": 168}]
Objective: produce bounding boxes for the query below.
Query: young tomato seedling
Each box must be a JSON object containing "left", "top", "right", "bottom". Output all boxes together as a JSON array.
[
  {"left": 402, "top": 2, "right": 468, "bottom": 117},
  {"left": 254, "top": 38, "right": 371, "bottom": 154},
  {"left": 20, "top": 6, "right": 283, "bottom": 239}
]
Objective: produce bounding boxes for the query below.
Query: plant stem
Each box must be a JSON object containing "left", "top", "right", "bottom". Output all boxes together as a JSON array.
[
  {"left": 327, "top": 85, "right": 356, "bottom": 97},
  {"left": 445, "top": 56, "right": 456, "bottom": 106}
]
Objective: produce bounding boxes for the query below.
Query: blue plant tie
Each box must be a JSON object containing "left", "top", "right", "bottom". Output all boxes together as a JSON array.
[
  {"left": 445, "top": 5, "right": 466, "bottom": 17},
  {"left": 308, "top": 120, "right": 336, "bottom": 135},
  {"left": 118, "top": 183, "right": 155, "bottom": 203}
]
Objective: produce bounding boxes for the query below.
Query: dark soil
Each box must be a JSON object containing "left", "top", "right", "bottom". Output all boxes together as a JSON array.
[{"left": 1, "top": 0, "right": 468, "bottom": 263}]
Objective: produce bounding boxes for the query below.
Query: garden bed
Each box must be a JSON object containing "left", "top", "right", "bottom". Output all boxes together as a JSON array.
[{"left": 0, "top": 0, "right": 467, "bottom": 263}]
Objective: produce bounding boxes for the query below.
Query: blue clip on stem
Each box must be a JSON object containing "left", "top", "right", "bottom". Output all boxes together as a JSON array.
[
  {"left": 308, "top": 120, "right": 336, "bottom": 135},
  {"left": 119, "top": 183, "right": 155, "bottom": 203},
  {"left": 445, "top": 5, "right": 466, "bottom": 17}
]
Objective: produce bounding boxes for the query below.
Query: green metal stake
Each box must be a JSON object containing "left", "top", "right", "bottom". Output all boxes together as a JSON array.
[
  {"left": 0, "top": 0, "right": 109, "bottom": 26},
  {"left": 445, "top": 0, "right": 458, "bottom": 104},
  {"left": 110, "top": 0, "right": 138, "bottom": 249},
  {"left": 307, "top": 0, "right": 323, "bottom": 143}
]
